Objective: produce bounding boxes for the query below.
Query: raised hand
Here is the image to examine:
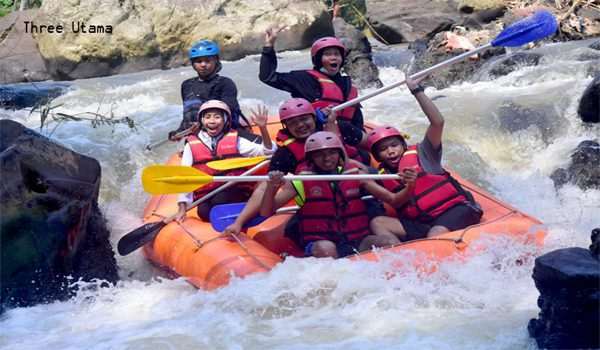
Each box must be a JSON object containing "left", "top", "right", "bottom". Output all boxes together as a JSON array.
[
  {"left": 265, "top": 26, "right": 286, "bottom": 47},
  {"left": 250, "top": 105, "right": 269, "bottom": 128},
  {"left": 405, "top": 74, "right": 427, "bottom": 92}
]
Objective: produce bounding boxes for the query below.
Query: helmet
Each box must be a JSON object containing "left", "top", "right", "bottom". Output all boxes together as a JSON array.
[
  {"left": 199, "top": 100, "right": 231, "bottom": 126},
  {"left": 367, "top": 125, "right": 408, "bottom": 154},
  {"left": 310, "top": 36, "right": 346, "bottom": 67},
  {"left": 189, "top": 40, "right": 220, "bottom": 60},
  {"left": 279, "top": 98, "right": 316, "bottom": 122},
  {"left": 304, "top": 131, "right": 346, "bottom": 160}
]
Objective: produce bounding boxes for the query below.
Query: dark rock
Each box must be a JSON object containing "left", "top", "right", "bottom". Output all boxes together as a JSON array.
[
  {"left": 576, "top": 50, "right": 600, "bottom": 62},
  {"left": 590, "top": 40, "right": 600, "bottom": 51},
  {"left": 0, "top": 119, "right": 118, "bottom": 309},
  {"left": 367, "top": 0, "right": 462, "bottom": 44},
  {"left": 496, "top": 101, "right": 561, "bottom": 143},
  {"left": 0, "top": 83, "right": 69, "bottom": 110},
  {"left": 591, "top": 228, "right": 600, "bottom": 258},
  {"left": 528, "top": 246, "right": 600, "bottom": 349},
  {"left": 550, "top": 140, "right": 600, "bottom": 190},
  {"left": 578, "top": 75, "right": 600, "bottom": 123},
  {"left": 487, "top": 52, "right": 543, "bottom": 79},
  {"left": 0, "top": 10, "right": 51, "bottom": 84},
  {"left": 333, "top": 17, "right": 382, "bottom": 89}
]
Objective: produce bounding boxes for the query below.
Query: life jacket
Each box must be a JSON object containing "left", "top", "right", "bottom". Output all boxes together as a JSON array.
[
  {"left": 186, "top": 131, "right": 251, "bottom": 198},
  {"left": 305, "top": 70, "right": 358, "bottom": 122},
  {"left": 390, "top": 145, "right": 472, "bottom": 221},
  {"left": 276, "top": 128, "right": 364, "bottom": 166},
  {"left": 292, "top": 163, "right": 371, "bottom": 245}
]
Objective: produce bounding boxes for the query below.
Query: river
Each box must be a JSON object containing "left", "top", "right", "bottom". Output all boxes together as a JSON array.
[{"left": 1, "top": 42, "right": 599, "bottom": 349}]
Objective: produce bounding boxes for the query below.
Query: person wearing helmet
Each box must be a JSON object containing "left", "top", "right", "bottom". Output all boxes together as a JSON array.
[
  {"left": 259, "top": 29, "right": 368, "bottom": 158},
  {"left": 361, "top": 78, "right": 483, "bottom": 240},
  {"left": 168, "top": 40, "right": 249, "bottom": 141},
  {"left": 222, "top": 97, "right": 375, "bottom": 237},
  {"left": 258, "top": 132, "right": 401, "bottom": 258},
  {"left": 175, "top": 100, "right": 276, "bottom": 222}
]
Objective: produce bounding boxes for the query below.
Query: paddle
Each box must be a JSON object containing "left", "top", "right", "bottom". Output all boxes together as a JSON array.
[
  {"left": 330, "top": 10, "right": 557, "bottom": 112},
  {"left": 205, "top": 156, "right": 269, "bottom": 171},
  {"left": 116, "top": 159, "right": 271, "bottom": 256},
  {"left": 145, "top": 125, "right": 196, "bottom": 151},
  {"left": 209, "top": 202, "right": 299, "bottom": 232},
  {"left": 142, "top": 164, "right": 402, "bottom": 194}
]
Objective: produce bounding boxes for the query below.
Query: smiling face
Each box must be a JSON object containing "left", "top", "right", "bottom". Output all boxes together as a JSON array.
[
  {"left": 309, "top": 148, "right": 342, "bottom": 172},
  {"left": 192, "top": 56, "right": 218, "bottom": 78},
  {"left": 320, "top": 47, "right": 343, "bottom": 75},
  {"left": 201, "top": 109, "right": 226, "bottom": 136},
  {"left": 283, "top": 114, "right": 316, "bottom": 140},
  {"left": 374, "top": 136, "right": 406, "bottom": 169}
]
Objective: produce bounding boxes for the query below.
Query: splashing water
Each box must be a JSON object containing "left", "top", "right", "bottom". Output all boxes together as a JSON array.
[{"left": 1, "top": 42, "right": 598, "bottom": 349}]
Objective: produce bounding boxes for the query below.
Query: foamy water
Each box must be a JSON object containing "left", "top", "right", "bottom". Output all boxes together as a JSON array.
[{"left": 1, "top": 43, "right": 598, "bottom": 349}]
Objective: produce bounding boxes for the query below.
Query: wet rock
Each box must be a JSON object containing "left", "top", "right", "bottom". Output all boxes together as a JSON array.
[
  {"left": 496, "top": 101, "right": 562, "bottom": 143},
  {"left": 528, "top": 231, "right": 600, "bottom": 349},
  {"left": 35, "top": 0, "right": 332, "bottom": 81},
  {"left": 366, "top": 0, "right": 462, "bottom": 44},
  {"left": 578, "top": 75, "right": 600, "bottom": 123},
  {"left": 550, "top": 140, "right": 600, "bottom": 190},
  {"left": 332, "top": 17, "right": 382, "bottom": 89},
  {"left": 0, "top": 119, "right": 118, "bottom": 309},
  {"left": 590, "top": 40, "right": 600, "bottom": 51},
  {"left": 0, "top": 83, "right": 69, "bottom": 110},
  {"left": 0, "top": 10, "right": 52, "bottom": 84},
  {"left": 575, "top": 50, "right": 600, "bottom": 62},
  {"left": 590, "top": 228, "right": 600, "bottom": 258},
  {"left": 487, "top": 52, "right": 543, "bottom": 79}
]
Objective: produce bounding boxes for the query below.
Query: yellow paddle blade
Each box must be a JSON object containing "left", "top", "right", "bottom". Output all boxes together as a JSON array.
[
  {"left": 142, "top": 165, "right": 213, "bottom": 194},
  {"left": 206, "top": 156, "right": 268, "bottom": 171}
]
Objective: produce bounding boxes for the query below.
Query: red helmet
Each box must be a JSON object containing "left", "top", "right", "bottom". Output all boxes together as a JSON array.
[
  {"left": 367, "top": 126, "right": 406, "bottom": 153},
  {"left": 279, "top": 98, "right": 316, "bottom": 122},
  {"left": 304, "top": 131, "right": 346, "bottom": 160},
  {"left": 310, "top": 37, "right": 346, "bottom": 67}
]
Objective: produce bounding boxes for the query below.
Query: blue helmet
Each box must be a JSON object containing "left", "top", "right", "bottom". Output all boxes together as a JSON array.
[{"left": 189, "top": 40, "right": 220, "bottom": 60}]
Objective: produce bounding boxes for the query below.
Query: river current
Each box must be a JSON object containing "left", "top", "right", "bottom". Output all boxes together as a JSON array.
[{"left": 1, "top": 42, "right": 599, "bottom": 349}]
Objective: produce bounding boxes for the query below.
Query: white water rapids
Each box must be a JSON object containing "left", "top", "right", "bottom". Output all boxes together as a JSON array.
[{"left": 1, "top": 42, "right": 598, "bottom": 349}]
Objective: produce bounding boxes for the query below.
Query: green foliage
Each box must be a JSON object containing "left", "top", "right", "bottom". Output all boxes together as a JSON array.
[{"left": 0, "top": 0, "right": 12, "bottom": 17}]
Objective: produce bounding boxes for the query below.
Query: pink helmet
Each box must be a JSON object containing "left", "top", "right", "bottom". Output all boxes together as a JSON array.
[
  {"left": 310, "top": 37, "right": 346, "bottom": 66},
  {"left": 304, "top": 131, "right": 346, "bottom": 160},
  {"left": 199, "top": 100, "right": 231, "bottom": 118},
  {"left": 367, "top": 126, "right": 407, "bottom": 153},
  {"left": 279, "top": 98, "right": 316, "bottom": 122}
]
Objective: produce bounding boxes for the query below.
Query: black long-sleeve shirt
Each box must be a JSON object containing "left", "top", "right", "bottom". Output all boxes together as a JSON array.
[
  {"left": 175, "top": 75, "right": 246, "bottom": 132},
  {"left": 259, "top": 46, "right": 364, "bottom": 146}
]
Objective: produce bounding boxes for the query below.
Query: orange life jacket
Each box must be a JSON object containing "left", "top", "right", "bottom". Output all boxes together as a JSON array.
[
  {"left": 384, "top": 145, "right": 472, "bottom": 221},
  {"left": 186, "top": 131, "right": 250, "bottom": 199},
  {"left": 293, "top": 163, "right": 371, "bottom": 245},
  {"left": 305, "top": 70, "right": 358, "bottom": 121}
]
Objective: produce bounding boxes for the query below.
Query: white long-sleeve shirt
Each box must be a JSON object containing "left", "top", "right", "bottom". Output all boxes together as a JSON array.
[{"left": 178, "top": 131, "right": 276, "bottom": 205}]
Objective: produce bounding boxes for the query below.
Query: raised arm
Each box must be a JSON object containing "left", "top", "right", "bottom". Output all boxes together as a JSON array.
[
  {"left": 250, "top": 105, "right": 273, "bottom": 151},
  {"left": 260, "top": 171, "right": 297, "bottom": 216},
  {"left": 406, "top": 77, "right": 444, "bottom": 150}
]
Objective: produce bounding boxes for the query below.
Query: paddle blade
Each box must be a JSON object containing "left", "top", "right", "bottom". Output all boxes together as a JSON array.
[
  {"left": 206, "top": 156, "right": 268, "bottom": 171},
  {"left": 209, "top": 202, "right": 268, "bottom": 232},
  {"left": 492, "top": 10, "right": 557, "bottom": 47},
  {"left": 117, "top": 221, "right": 166, "bottom": 255},
  {"left": 142, "top": 165, "right": 212, "bottom": 194}
]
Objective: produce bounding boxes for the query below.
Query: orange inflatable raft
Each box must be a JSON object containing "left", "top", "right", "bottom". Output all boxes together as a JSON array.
[{"left": 141, "top": 120, "right": 546, "bottom": 290}]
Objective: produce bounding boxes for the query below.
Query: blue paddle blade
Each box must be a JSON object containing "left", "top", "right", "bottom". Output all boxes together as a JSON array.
[
  {"left": 209, "top": 202, "right": 268, "bottom": 232},
  {"left": 491, "top": 10, "right": 557, "bottom": 48}
]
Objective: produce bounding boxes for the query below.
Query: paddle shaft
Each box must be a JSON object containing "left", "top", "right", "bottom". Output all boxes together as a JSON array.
[
  {"left": 145, "top": 126, "right": 196, "bottom": 151},
  {"left": 331, "top": 43, "right": 492, "bottom": 112},
  {"left": 159, "top": 173, "right": 401, "bottom": 184}
]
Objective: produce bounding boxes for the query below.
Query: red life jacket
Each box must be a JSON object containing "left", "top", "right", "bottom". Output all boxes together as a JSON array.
[
  {"left": 293, "top": 163, "right": 371, "bottom": 245},
  {"left": 392, "top": 145, "right": 471, "bottom": 221},
  {"left": 276, "top": 128, "right": 363, "bottom": 167},
  {"left": 305, "top": 70, "right": 358, "bottom": 121},
  {"left": 186, "top": 131, "right": 250, "bottom": 199}
]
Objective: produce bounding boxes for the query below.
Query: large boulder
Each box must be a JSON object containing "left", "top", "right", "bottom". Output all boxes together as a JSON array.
[
  {"left": 34, "top": 0, "right": 332, "bottom": 80},
  {"left": 550, "top": 140, "right": 600, "bottom": 190},
  {"left": 0, "top": 83, "right": 69, "bottom": 110},
  {"left": 528, "top": 232, "right": 600, "bottom": 349},
  {"left": 0, "top": 119, "right": 118, "bottom": 309},
  {"left": 0, "top": 10, "right": 52, "bottom": 84},
  {"left": 366, "top": 0, "right": 462, "bottom": 44},
  {"left": 484, "top": 52, "right": 543, "bottom": 79},
  {"left": 578, "top": 75, "right": 600, "bottom": 123}
]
